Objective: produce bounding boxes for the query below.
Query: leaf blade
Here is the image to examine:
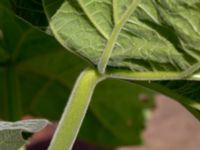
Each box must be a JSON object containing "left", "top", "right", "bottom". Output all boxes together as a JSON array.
[
  {"left": 48, "top": 0, "right": 200, "bottom": 79},
  {"left": 0, "top": 119, "right": 48, "bottom": 150}
]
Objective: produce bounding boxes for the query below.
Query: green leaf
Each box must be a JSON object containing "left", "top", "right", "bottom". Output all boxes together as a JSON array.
[
  {"left": 0, "top": 119, "right": 48, "bottom": 150},
  {"left": 45, "top": 0, "right": 200, "bottom": 78}
]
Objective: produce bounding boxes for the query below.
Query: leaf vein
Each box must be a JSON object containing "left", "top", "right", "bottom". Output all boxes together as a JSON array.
[
  {"left": 98, "top": 0, "right": 141, "bottom": 73},
  {"left": 78, "top": 0, "right": 109, "bottom": 40}
]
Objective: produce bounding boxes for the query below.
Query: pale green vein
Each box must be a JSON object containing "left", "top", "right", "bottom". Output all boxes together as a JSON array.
[
  {"left": 78, "top": 0, "right": 109, "bottom": 40},
  {"left": 180, "top": 61, "right": 200, "bottom": 79},
  {"left": 148, "top": 61, "right": 157, "bottom": 72},
  {"left": 179, "top": 15, "right": 200, "bottom": 36},
  {"left": 138, "top": 4, "right": 160, "bottom": 24},
  {"left": 181, "top": 42, "right": 200, "bottom": 61},
  {"left": 112, "top": 0, "right": 118, "bottom": 25},
  {"left": 107, "top": 70, "right": 200, "bottom": 81},
  {"left": 98, "top": 0, "right": 141, "bottom": 74}
]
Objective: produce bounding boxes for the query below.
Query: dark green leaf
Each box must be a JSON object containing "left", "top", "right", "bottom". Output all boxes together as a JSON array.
[
  {"left": 80, "top": 79, "right": 154, "bottom": 147},
  {"left": 0, "top": 0, "right": 86, "bottom": 120},
  {"left": 9, "top": 0, "right": 48, "bottom": 29},
  {"left": 42, "top": 0, "right": 64, "bottom": 19}
]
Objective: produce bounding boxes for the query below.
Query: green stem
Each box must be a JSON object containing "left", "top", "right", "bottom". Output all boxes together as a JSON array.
[
  {"left": 6, "top": 65, "right": 21, "bottom": 121},
  {"left": 48, "top": 68, "right": 105, "bottom": 150}
]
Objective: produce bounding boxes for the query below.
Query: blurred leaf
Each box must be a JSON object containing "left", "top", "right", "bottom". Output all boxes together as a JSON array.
[
  {"left": 0, "top": 0, "right": 87, "bottom": 120},
  {"left": 80, "top": 79, "right": 154, "bottom": 147},
  {"left": 9, "top": 0, "right": 48, "bottom": 29},
  {"left": 0, "top": 119, "right": 48, "bottom": 150}
]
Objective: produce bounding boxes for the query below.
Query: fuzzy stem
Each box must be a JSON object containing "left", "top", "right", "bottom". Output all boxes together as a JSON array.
[{"left": 48, "top": 68, "right": 104, "bottom": 150}]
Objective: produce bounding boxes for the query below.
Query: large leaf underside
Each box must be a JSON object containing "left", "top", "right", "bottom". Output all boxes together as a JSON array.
[
  {"left": 49, "top": 0, "right": 200, "bottom": 78},
  {"left": 43, "top": 0, "right": 200, "bottom": 134}
]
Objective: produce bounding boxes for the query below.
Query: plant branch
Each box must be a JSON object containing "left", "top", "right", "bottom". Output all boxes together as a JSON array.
[{"left": 48, "top": 67, "right": 105, "bottom": 150}]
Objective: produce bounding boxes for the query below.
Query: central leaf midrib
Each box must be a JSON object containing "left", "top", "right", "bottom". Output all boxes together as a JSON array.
[
  {"left": 112, "top": 0, "right": 118, "bottom": 25},
  {"left": 97, "top": 0, "right": 141, "bottom": 74}
]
